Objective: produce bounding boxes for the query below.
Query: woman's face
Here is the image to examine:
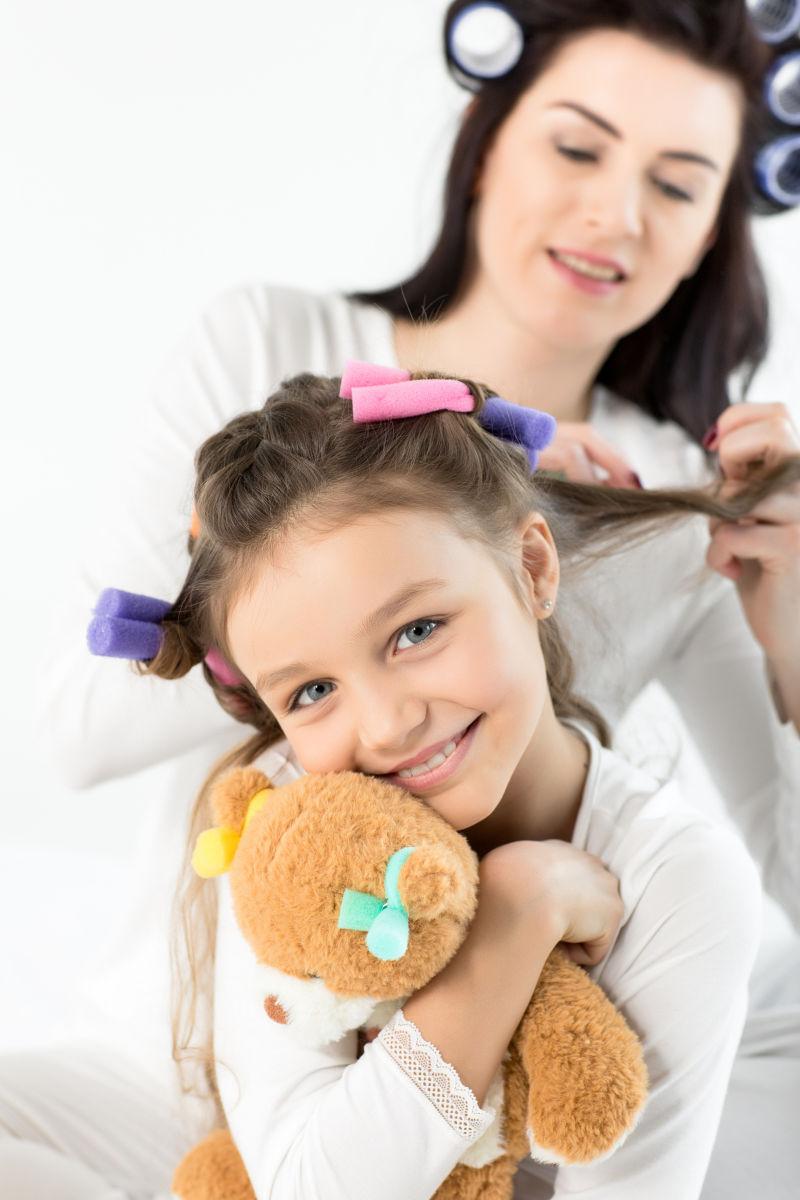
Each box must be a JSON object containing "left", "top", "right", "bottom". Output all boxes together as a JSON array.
[
  {"left": 468, "top": 27, "right": 743, "bottom": 349},
  {"left": 226, "top": 508, "right": 551, "bottom": 833}
]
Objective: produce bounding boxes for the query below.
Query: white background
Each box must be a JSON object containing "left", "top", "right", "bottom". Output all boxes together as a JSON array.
[{"left": 1, "top": 1, "right": 799, "bottom": 1044}]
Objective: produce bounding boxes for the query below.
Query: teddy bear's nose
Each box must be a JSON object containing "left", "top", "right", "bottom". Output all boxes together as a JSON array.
[{"left": 264, "top": 994, "right": 289, "bottom": 1024}]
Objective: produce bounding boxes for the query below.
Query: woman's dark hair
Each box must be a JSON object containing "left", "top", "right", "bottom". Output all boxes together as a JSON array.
[
  {"left": 353, "top": 0, "right": 772, "bottom": 443},
  {"left": 144, "top": 369, "right": 799, "bottom": 1106}
]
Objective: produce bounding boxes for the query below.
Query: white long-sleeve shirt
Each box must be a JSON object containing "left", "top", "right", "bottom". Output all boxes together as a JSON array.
[
  {"left": 41, "top": 283, "right": 800, "bottom": 930},
  {"left": 214, "top": 723, "right": 763, "bottom": 1200}
]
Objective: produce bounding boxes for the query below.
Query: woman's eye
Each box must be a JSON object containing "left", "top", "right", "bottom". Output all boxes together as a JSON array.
[
  {"left": 655, "top": 180, "right": 693, "bottom": 203},
  {"left": 395, "top": 618, "right": 440, "bottom": 651},
  {"left": 557, "top": 145, "right": 596, "bottom": 163},
  {"left": 290, "top": 681, "right": 334, "bottom": 711}
]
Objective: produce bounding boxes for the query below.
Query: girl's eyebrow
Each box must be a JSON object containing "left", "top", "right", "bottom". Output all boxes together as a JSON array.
[
  {"left": 546, "top": 100, "right": 720, "bottom": 171},
  {"left": 255, "top": 577, "right": 449, "bottom": 694}
]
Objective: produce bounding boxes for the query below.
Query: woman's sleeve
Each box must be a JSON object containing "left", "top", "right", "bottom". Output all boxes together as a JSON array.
[
  {"left": 39, "top": 288, "right": 274, "bottom": 788},
  {"left": 213, "top": 883, "right": 497, "bottom": 1200},
  {"left": 551, "top": 822, "right": 762, "bottom": 1199},
  {"left": 655, "top": 573, "right": 800, "bottom": 931}
]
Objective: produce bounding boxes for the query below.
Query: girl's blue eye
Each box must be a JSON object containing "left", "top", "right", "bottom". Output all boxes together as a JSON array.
[
  {"left": 292, "top": 681, "right": 333, "bottom": 705},
  {"left": 393, "top": 624, "right": 438, "bottom": 652}
]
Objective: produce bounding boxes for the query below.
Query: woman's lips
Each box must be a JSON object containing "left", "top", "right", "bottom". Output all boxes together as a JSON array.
[
  {"left": 382, "top": 716, "right": 483, "bottom": 792},
  {"left": 547, "top": 249, "right": 625, "bottom": 296}
]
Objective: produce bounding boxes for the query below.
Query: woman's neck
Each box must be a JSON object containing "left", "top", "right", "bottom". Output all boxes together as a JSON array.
[{"left": 393, "top": 286, "right": 611, "bottom": 425}]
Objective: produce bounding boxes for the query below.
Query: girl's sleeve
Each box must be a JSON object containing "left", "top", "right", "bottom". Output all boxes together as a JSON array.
[
  {"left": 213, "top": 882, "right": 497, "bottom": 1200},
  {"left": 550, "top": 822, "right": 762, "bottom": 1199},
  {"left": 39, "top": 288, "right": 274, "bottom": 788},
  {"left": 655, "top": 574, "right": 800, "bottom": 931}
]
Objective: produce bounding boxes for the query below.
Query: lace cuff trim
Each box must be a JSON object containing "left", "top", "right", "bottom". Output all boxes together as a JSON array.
[{"left": 375, "top": 1009, "right": 496, "bottom": 1141}]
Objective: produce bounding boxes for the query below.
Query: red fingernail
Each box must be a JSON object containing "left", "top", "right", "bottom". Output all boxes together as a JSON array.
[
  {"left": 630, "top": 473, "right": 644, "bottom": 489},
  {"left": 702, "top": 423, "right": 719, "bottom": 451}
]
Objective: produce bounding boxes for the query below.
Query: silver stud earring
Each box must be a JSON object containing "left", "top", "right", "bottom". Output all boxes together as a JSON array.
[{"left": 541, "top": 598, "right": 553, "bottom": 612}]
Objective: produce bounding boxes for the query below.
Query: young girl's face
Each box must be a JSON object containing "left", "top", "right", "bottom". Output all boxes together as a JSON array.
[{"left": 226, "top": 507, "right": 554, "bottom": 832}]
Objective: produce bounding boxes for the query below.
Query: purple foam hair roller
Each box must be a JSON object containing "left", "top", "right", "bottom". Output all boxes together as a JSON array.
[
  {"left": 479, "top": 395, "right": 556, "bottom": 470},
  {"left": 87, "top": 587, "right": 171, "bottom": 660}
]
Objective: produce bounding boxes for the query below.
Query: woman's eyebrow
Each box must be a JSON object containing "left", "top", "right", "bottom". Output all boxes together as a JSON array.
[
  {"left": 255, "top": 576, "right": 449, "bottom": 694},
  {"left": 546, "top": 100, "right": 720, "bottom": 171}
]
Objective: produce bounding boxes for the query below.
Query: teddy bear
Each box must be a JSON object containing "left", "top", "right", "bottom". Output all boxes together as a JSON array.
[{"left": 172, "top": 765, "right": 648, "bottom": 1200}]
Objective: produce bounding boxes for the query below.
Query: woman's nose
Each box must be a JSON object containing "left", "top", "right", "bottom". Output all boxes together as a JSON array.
[{"left": 583, "top": 172, "right": 644, "bottom": 240}]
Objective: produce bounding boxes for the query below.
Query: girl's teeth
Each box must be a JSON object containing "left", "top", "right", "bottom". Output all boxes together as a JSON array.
[{"left": 397, "top": 737, "right": 459, "bottom": 779}]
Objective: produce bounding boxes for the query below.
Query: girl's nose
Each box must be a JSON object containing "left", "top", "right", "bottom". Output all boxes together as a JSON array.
[{"left": 356, "top": 694, "right": 428, "bottom": 763}]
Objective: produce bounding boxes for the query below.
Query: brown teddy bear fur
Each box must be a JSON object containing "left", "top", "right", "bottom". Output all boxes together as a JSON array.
[{"left": 173, "top": 767, "right": 648, "bottom": 1199}]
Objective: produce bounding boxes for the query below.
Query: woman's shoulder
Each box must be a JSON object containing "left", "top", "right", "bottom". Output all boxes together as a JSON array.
[
  {"left": 184, "top": 281, "right": 395, "bottom": 373},
  {"left": 591, "top": 384, "right": 714, "bottom": 489}
]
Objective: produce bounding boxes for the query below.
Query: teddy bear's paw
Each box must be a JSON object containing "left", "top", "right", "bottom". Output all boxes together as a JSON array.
[{"left": 526, "top": 1095, "right": 644, "bottom": 1167}]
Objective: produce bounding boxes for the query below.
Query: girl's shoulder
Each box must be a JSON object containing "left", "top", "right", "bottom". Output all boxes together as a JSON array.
[
  {"left": 572, "top": 725, "right": 758, "bottom": 914},
  {"left": 590, "top": 384, "right": 714, "bottom": 490}
]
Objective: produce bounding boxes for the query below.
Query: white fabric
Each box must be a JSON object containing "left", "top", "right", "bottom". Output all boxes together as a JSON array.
[
  {"left": 213, "top": 724, "right": 763, "bottom": 1200},
  {"left": 30, "top": 284, "right": 800, "bottom": 1196}
]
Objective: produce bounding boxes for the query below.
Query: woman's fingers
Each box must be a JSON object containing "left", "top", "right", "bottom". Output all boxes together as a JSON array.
[
  {"left": 538, "top": 439, "right": 598, "bottom": 484},
  {"left": 712, "top": 404, "right": 800, "bottom": 483},
  {"left": 538, "top": 423, "right": 639, "bottom": 487}
]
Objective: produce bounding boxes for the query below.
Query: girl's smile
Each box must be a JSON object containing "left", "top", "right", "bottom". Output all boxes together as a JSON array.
[{"left": 378, "top": 713, "right": 484, "bottom": 792}]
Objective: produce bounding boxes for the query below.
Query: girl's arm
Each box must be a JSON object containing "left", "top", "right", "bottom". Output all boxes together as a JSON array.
[
  {"left": 215, "top": 840, "right": 622, "bottom": 1200},
  {"left": 656, "top": 573, "right": 800, "bottom": 931},
  {"left": 548, "top": 819, "right": 763, "bottom": 1200}
]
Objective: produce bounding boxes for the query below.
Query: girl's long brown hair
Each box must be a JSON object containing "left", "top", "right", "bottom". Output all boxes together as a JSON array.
[{"left": 139, "top": 370, "right": 800, "bottom": 1113}]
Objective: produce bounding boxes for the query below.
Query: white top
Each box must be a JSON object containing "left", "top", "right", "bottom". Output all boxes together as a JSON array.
[{"left": 214, "top": 724, "right": 763, "bottom": 1200}]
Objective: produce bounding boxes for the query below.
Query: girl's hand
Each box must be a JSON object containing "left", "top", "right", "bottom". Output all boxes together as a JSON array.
[
  {"left": 480, "top": 840, "right": 624, "bottom": 968},
  {"left": 537, "top": 422, "right": 641, "bottom": 488},
  {"left": 705, "top": 403, "right": 800, "bottom": 663}
]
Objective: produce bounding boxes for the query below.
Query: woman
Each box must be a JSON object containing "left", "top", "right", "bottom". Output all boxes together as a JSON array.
[{"left": 27, "top": 1, "right": 799, "bottom": 1198}]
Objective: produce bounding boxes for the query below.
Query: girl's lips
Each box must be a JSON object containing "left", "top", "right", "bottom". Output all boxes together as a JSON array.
[
  {"left": 546, "top": 249, "right": 625, "bottom": 296},
  {"left": 382, "top": 716, "right": 483, "bottom": 792}
]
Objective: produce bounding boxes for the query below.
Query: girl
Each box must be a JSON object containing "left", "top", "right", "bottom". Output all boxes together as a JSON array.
[{"left": 129, "top": 364, "right": 796, "bottom": 1199}]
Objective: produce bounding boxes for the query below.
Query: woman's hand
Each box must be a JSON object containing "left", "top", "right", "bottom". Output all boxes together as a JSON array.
[
  {"left": 537, "top": 422, "right": 641, "bottom": 488},
  {"left": 705, "top": 403, "right": 800, "bottom": 667},
  {"left": 480, "top": 840, "right": 624, "bottom": 968}
]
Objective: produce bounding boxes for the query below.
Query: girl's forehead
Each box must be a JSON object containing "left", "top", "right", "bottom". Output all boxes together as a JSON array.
[{"left": 230, "top": 509, "right": 484, "bottom": 626}]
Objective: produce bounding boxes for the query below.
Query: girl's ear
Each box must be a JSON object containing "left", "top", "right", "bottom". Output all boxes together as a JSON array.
[{"left": 517, "top": 511, "right": 560, "bottom": 618}]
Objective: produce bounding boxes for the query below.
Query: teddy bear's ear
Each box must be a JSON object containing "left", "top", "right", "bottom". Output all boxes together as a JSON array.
[
  {"left": 398, "top": 844, "right": 477, "bottom": 923},
  {"left": 210, "top": 766, "right": 272, "bottom": 832}
]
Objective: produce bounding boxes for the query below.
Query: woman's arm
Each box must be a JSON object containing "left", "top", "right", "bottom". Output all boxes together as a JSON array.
[
  {"left": 657, "top": 575, "right": 800, "bottom": 931},
  {"left": 38, "top": 288, "right": 274, "bottom": 788}
]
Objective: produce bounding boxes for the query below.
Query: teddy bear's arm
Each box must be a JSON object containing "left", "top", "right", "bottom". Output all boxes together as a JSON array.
[{"left": 513, "top": 948, "right": 648, "bottom": 1165}]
